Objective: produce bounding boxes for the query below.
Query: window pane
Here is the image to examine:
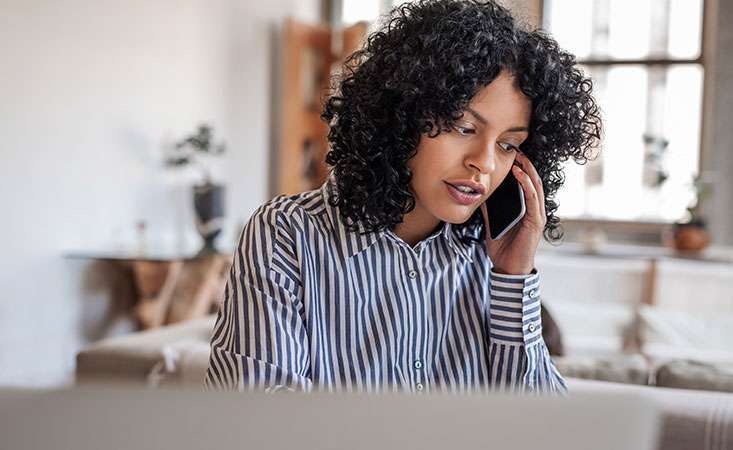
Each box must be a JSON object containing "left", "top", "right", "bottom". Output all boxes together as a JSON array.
[
  {"left": 657, "top": 65, "right": 703, "bottom": 219},
  {"left": 608, "top": 0, "right": 651, "bottom": 59},
  {"left": 593, "top": 66, "right": 648, "bottom": 220},
  {"left": 342, "top": 0, "right": 382, "bottom": 24},
  {"left": 668, "top": 0, "right": 704, "bottom": 59},
  {"left": 544, "top": 0, "right": 594, "bottom": 59},
  {"left": 556, "top": 65, "right": 703, "bottom": 222},
  {"left": 545, "top": 0, "right": 703, "bottom": 60}
]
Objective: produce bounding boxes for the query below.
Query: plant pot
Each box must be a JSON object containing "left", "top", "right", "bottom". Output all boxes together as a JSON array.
[
  {"left": 193, "top": 182, "right": 226, "bottom": 257},
  {"left": 667, "top": 221, "right": 710, "bottom": 253}
]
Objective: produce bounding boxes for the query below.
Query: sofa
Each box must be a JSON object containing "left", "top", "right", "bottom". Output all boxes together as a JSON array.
[
  {"left": 75, "top": 312, "right": 733, "bottom": 392},
  {"left": 75, "top": 246, "right": 733, "bottom": 449},
  {"left": 535, "top": 249, "right": 733, "bottom": 390},
  {"left": 77, "top": 249, "right": 733, "bottom": 393},
  {"left": 75, "top": 314, "right": 733, "bottom": 450}
]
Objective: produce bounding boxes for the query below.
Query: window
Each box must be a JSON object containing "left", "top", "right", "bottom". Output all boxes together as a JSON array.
[
  {"left": 339, "top": 0, "right": 392, "bottom": 25},
  {"left": 545, "top": 0, "right": 706, "bottom": 223}
]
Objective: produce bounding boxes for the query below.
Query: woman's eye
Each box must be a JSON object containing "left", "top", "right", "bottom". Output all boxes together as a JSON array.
[
  {"left": 498, "top": 142, "right": 518, "bottom": 153},
  {"left": 454, "top": 126, "right": 475, "bottom": 136}
]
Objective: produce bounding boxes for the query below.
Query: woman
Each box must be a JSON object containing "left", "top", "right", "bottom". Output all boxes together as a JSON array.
[{"left": 205, "top": 0, "right": 601, "bottom": 395}]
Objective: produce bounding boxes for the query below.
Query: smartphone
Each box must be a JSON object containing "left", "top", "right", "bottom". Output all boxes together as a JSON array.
[{"left": 484, "top": 170, "right": 526, "bottom": 240}]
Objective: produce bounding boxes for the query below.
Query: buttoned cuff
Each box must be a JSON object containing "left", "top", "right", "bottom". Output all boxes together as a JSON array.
[{"left": 488, "top": 268, "right": 543, "bottom": 346}]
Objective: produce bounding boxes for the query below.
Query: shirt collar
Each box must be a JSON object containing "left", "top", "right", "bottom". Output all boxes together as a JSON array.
[{"left": 320, "top": 172, "right": 476, "bottom": 262}]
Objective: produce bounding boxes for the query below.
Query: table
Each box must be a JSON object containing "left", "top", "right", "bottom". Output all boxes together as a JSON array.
[{"left": 66, "top": 249, "right": 233, "bottom": 329}]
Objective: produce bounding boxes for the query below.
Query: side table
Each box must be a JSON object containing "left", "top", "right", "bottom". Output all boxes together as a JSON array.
[{"left": 66, "top": 250, "right": 232, "bottom": 330}]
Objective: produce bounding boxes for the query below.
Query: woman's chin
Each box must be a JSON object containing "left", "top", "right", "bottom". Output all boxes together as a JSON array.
[{"left": 436, "top": 205, "right": 479, "bottom": 224}]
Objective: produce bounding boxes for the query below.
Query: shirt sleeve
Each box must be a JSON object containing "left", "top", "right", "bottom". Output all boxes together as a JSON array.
[
  {"left": 204, "top": 200, "right": 312, "bottom": 393},
  {"left": 486, "top": 268, "right": 567, "bottom": 395}
]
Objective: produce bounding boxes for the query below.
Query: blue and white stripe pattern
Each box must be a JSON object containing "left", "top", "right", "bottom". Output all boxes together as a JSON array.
[{"left": 205, "top": 172, "right": 567, "bottom": 395}]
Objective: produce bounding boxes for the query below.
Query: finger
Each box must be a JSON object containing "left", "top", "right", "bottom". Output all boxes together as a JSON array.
[
  {"left": 512, "top": 164, "right": 543, "bottom": 225},
  {"left": 480, "top": 202, "right": 503, "bottom": 244},
  {"left": 515, "top": 152, "right": 546, "bottom": 219},
  {"left": 515, "top": 153, "right": 546, "bottom": 218}
]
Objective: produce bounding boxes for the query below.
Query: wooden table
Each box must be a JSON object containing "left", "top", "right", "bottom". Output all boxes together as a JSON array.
[{"left": 66, "top": 250, "right": 232, "bottom": 330}]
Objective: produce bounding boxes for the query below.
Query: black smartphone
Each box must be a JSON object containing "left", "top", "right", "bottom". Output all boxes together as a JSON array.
[{"left": 484, "top": 170, "right": 526, "bottom": 240}]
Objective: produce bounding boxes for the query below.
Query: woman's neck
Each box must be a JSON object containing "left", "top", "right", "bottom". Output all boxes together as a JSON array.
[{"left": 391, "top": 205, "right": 442, "bottom": 248}]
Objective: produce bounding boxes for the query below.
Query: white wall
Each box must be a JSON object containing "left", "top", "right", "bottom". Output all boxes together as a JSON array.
[{"left": 0, "top": 0, "right": 318, "bottom": 387}]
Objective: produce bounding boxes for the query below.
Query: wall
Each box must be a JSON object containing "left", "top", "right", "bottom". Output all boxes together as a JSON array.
[
  {"left": 0, "top": 0, "right": 318, "bottom": 387},
  {"left": 702, "top": 0, "right": 733, "bottom": 245}
]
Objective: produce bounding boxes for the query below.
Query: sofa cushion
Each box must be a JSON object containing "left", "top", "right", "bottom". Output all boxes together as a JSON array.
[
  {"left": 637, "top": 305, "right": 733, "bottom": 364},
  {"left": 535, "top": 253, "right": 649, "bottom": 307},
  {"left": 553, "top": 353, "right": 650, "bottom": 385},
  {"left": 655, "top": 359, "right": 733, "bottom": 393},
  {"left": 178, "top": 342, "right": 211, "bottom": 384},
  {"left": 75, "top": 315, "right": 216, "bottom": 385},
  {"left": 652, "top": 259, "right": 733, "bottom": 315},
  {"left": 542, "top": 297, "right": 636, "bottom": 356}
]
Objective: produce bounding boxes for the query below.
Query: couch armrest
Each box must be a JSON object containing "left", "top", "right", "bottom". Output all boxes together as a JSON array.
[{"left": 567, "top": 377, "right": 733, "bottom": 450}]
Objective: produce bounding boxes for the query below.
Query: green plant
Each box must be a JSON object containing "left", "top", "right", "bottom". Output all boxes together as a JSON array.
[
  {"left": 683, "top": 173, "right": 712, "bottom": 227},
  {"left": 166, "top": 123, "right": 226, "bottom": 184}
]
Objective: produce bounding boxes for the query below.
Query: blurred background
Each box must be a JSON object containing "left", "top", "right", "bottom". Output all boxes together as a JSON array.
[{"left": 1, "top": 0, "right": 732, "bottom": 402}]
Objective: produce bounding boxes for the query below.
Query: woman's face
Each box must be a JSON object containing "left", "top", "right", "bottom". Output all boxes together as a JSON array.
[{"left": 407, "top": 70, "right": 531, "bottom": 226}]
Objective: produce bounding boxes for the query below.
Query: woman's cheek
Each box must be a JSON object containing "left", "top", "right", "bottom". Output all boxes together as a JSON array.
[{"left": 486, "top": 179, "right": 500, "bottom": 198}]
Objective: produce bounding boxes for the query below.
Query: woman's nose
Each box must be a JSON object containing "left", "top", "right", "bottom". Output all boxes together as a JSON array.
[{"left": 467, "top": 140, "right": 497, "bottom": 174}]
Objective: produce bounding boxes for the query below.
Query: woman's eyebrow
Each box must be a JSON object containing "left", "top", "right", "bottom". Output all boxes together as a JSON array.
[{"left": 465, "top": 107, "right": 528, "bottom": 132}]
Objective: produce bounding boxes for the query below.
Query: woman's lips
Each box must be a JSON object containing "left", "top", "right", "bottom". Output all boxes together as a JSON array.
[{"left": 445, "top": 182, "right": 482, "bottom": 205}]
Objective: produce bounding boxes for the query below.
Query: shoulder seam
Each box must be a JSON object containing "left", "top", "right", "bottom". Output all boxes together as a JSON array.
[{"left": 260, "top": 189, "right": 328, "bottom": 220}]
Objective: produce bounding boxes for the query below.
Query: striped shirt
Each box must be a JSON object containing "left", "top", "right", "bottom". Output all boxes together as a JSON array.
[{"left": 205, "top": 172, "right": 567, "bottom": 395}]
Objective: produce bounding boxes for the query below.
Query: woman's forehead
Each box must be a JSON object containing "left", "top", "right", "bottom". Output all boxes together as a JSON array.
[{"left": 466, "top": 74, "right": 531, "bottom": 126}]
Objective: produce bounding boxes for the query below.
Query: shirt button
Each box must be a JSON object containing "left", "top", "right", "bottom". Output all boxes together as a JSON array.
[
  {"left": 408, "top": 270, "right": 417, "bottom": 279},
  {"left": 528, "top": 322, "right": 537, "bottom": 332},
  {"left": 414, "top": 360, "right": 423, "bottom": 369},
  {"left": 529, "top": 289, "right": 539, "bottom": 299},
  {"left": 416, "top": 383, "right": 424, "bottom": 391}
]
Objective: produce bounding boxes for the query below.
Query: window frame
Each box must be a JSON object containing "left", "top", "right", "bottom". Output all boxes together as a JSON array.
[{"left": 540, "top": 0, "right": 711, "bottom": 238}]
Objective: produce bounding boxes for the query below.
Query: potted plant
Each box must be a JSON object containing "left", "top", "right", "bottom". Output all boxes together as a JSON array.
[
  {"left": 668, "top": 174, "right": 713, "bottom": 253},
  {"left": 166, "top": 123, "right": 227, "bottom": 256}
]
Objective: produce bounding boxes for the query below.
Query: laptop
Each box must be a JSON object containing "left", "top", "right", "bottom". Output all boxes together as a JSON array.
[{"left": 0, "top": 385, "right": 659, "bottom": 450}]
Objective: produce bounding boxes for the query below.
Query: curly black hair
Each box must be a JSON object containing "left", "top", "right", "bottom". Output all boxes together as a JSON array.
[{"left": 321, "top": 0, "right": 602, "bottom": 244}]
